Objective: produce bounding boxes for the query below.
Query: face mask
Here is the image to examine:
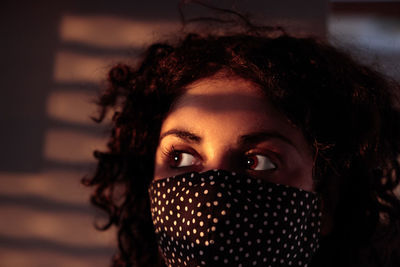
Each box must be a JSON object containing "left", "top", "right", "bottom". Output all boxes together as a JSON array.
[{"left": 149, "top": 169, "right": 321, "bottom": 267}]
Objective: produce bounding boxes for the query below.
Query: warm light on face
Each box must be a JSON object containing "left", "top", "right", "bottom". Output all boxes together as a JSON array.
[{"left": 154, "top": 73, "right": 314, "bottom": 191}]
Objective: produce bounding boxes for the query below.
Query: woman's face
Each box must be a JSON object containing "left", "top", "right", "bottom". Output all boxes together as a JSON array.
[{"left": 154, "top": 74, "right": 314, "bottom": 191}]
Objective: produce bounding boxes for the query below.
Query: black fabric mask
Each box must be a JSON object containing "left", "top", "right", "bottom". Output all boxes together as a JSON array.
[{"left": 149, "top": 169, "right": 321, "bottom": 267}]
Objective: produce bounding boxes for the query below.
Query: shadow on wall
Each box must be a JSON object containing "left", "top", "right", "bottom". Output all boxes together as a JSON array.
[{"left": 0, "top": 1, "right": 182, "bottom": 266}]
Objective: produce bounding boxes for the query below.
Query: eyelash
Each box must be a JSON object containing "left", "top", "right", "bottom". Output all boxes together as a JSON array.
[
  {"left": 162, "top": 146, "right": 200, "bottom": 168},
  {"left": 162, "top": 146, "right": 278, "bottom": 171}
]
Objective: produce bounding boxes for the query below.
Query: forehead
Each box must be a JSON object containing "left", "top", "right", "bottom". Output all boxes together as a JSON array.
[
  {"left": 175, "top": 76, "right": 267, "bottom": 114},
  {"left": 185, "top": 74, "right": 262, "bottom": 96},
  {"left": 162, "top": 74, "right": 294, "bottom": 137}
]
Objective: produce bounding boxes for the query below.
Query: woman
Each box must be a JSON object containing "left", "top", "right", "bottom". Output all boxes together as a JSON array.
[{"left": 84, "top": 27, "right": 400, "bottom": 266}]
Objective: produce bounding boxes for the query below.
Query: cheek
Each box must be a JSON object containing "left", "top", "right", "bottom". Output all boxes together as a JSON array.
[{"left": 285, "top": 155, "right": 314, "bottom": 191}]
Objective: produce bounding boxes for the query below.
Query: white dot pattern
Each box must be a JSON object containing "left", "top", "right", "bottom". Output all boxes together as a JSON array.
[{"left": 149, "top": 169, "right": 321, "bottom": 266}]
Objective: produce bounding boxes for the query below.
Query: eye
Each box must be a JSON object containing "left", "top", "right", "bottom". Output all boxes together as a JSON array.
[
  {"left": 168, "top": 151, "right": 197, "bottom": 168},
  {"left": 245, "top": 154, "right": 277, "bottom": 171}
]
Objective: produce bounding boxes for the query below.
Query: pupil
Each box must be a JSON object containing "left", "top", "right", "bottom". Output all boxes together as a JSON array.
[
  {"left": 247, "top": 157, "right": 255, "bottom": 167},
  {"left": 173, "top": 154, "right": 180, "bottom": 162}
]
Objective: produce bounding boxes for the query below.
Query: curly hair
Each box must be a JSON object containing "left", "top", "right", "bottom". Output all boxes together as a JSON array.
[{"left": 83, "top": 30, "right": 400, "bottom": 267}]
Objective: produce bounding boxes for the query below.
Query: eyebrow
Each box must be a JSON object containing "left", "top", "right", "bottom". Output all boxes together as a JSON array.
[
  {"left": 159, "top": 129, "right": 202, "bottom": 143},
  {"left": 238, "top": 131, "right": 298, "bottom": 150},
  {"left": 160, "top": 129, "right": 297, "bottom": 150}
]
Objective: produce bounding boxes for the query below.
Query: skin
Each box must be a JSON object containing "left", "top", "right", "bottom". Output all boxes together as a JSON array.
[{"left": 154, "top": 73, "right": 315, "bottom": 191}]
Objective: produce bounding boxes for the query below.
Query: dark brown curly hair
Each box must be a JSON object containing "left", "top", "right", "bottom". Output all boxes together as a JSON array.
[{"left": 83, "top": 29, "right": 400, "bottom": 267}]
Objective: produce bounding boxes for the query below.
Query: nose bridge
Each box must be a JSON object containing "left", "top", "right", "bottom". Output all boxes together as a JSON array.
[{"left": 204, "top": 143, "right": 235, "bottom": 172}]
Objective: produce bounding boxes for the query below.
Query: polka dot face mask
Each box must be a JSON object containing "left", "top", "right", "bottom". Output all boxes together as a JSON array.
[{"left": 149, "top": 169, "right": 321, "bottom": 267}]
